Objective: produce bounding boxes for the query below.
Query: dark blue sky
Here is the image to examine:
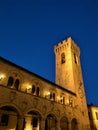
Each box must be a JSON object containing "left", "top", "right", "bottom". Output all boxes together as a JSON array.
[{"left": 0, "top": 0, "right": 98, "bottom": 105}]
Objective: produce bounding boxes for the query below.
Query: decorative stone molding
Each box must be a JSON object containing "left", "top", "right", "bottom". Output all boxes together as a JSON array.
[
  {"left": 33, "top": 97, "right": 39, "bottom": 108},
  {"left": 42, "top": 105, "right": 47, "bottom": 115},
  {"left": 21, "top": 101, "right": 28, "bottom": 111},
  {"left": 9, "top": 91, "right": 17, "bottom": 102}
]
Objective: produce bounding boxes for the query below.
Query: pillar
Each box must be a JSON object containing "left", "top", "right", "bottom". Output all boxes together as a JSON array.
[
  {"left": 40, "top": 118, "right": 45, "bottom": 130},
  {"left": 17, "top": 116, "right": 24, "bottom": 130},
  {"left": 77, "top": 121, "right": 80, "bottom": 130},
  {"left": 56, "top": 121, "right": 61, "bottom": 130},
  {"left": 68, "top": 121, "right": 71, "bottom": 130}
]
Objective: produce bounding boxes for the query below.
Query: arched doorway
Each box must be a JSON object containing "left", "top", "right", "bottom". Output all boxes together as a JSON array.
[
  {"left": 0, "top": 106, "right": 19, "bottom": 130},
  {"left": 45, "top": 114, "right": 57, "bottom": 130},
  {"left": 60, "top": 116, "right": 68, "bottom": 130},
  {"left": 71, "top": 118, "right": 78, "bottom": 130},
  {"left": 24, "top": 111, "right": 41, "bottom": 130}
]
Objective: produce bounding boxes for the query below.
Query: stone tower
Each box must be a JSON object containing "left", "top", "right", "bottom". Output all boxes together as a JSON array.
[
  {"left": 54, "top": 37, "right": 90, "bottom": 129},
  {"left": 54, "top": 37, "right": 83, "bottom": 93}
]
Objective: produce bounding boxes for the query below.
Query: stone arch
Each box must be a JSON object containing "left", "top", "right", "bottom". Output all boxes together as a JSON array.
[
  {"left": 60, "top": 116, "right": 68, "bottom": 130},
  {"left": 25, "top": 108, "right": 43, "bottom": 118},
  {"left": 45, "top": 112, "right": 58, "bottom": 121},
  {"left": 71, "top": 118, "right": 78, "bottom": 130},
  {"left": 0, "top": 104, "right": 22, "bottom": 130},
  {"left": 24, "top": 109, "right": 43, "bottom": 130},
  {"left": 45, "top": 113, "right": 58, "bottom": 130},
  {"left": 0, "top": 103, "right": 22, "bottom": 116}
]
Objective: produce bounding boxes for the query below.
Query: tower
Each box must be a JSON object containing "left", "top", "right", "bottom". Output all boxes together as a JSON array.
[
  {"left": 54, "top": 37, "right": 90, "bottom": 129},
  {"left": 54, "top": 37, "right": 81, "bottom": 93}
]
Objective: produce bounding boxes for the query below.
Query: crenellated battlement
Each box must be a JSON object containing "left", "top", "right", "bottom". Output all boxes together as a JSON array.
[{"left": 54, "top": 37, "right": 80, "bottom": 56}]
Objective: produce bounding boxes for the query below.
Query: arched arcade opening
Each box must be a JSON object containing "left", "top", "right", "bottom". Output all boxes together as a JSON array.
[
  {"left": 0, "top": 105, "right": 20, "bottom": 130},
  {"left": 60, "top": 116, "right": 68, "bottom": 130}
]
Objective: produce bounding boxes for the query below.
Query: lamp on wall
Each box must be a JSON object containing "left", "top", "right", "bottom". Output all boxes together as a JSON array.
[
  {"left": 45, "top": 91, "right": 50, "bottom": 99},
  {"left": 0, "top": 74, "right": 5, "bottom": 80},
  {"left": 26, "top": 85, "right": 32, "bottom": 93}
]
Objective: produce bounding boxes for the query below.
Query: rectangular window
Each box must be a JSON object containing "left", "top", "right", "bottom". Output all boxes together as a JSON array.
[
  {"left": 33, "top": 118, "right": 38, "bottom": 127},
  {"left": 96, "top": 112, "right": 98, "bottom": 120},
  {"left": 0, "top": 114, "right": 9, "bottom": 126}
]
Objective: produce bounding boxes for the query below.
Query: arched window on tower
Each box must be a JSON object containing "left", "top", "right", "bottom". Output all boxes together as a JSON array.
[
  {"left": 61, "top": 53, "right": 65, "bottom": 64},
  {"left": 74, "top": 54, "right": 78, "bottom": 64},
  {"left": 14, "top": 79, "right": 20, "bottom": 90},
  {"left": 7, "top": 76, "right": 14, "bottom": 87}
]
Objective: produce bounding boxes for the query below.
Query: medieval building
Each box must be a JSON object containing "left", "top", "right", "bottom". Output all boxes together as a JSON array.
[
  {"left": 0, "top": 37, "right": 91, "bottom": 130},
  {"left": 88, "top": 104, "right": 98, "bottom": 130}
]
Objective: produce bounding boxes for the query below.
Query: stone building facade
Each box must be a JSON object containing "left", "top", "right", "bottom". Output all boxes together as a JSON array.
[
  {"left": 88, "top": 104, "right": 98, "bottom": 130},
  {"left": 0, "top": 37, "right": 90, "bottom": 130}
]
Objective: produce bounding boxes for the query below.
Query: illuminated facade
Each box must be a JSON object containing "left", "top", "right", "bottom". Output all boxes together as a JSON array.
[
  {"left": 0, "top": 37, "right": 90, "bottom": 130},
  {"left": 88, "top": 104, "right": 98, "bottom": 130}
]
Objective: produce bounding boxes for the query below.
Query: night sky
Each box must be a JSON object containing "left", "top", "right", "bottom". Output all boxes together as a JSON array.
[{"left": 0, "top": 0, "right": 98, "bottom": 106}]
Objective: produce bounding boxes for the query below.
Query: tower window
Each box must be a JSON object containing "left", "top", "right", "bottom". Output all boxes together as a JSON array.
[
  {"left": 74, "top": 54, "right": 78, "bottom": 64},
  {"left": 61, "top": 53, "right": 65, "bottom": 64}
]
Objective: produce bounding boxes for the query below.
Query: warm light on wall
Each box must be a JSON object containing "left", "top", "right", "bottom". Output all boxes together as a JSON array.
[
  {"left": 27, "top": 85, "right": 32, "bottom": 90},
  {"left": 0, "top": 74, "right": 5, "bottom": 80},
  {"left": 91, "top": 107, "right": 98, "bottom": 129},
  {"left": 45, "top": 91, "right": 50, "bottom": 99},
  {"left": 47, "top": 92, "right": 50, "bottom": 95},
  {"left": 26, "top": 84, "right": 32, "bottom": 93}
]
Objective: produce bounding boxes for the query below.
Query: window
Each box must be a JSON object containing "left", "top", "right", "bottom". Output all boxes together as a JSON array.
[
  {"left": 32, "top": 85, "right": 35, "bottom": 94},
  {"left": 61, "top": 53, "right": 65, "bottom": 64},
  {"left": 63, "top": 97, "right": 65, "bottom": 104},
  {"left": 7, "top": 76, "right": 14, "bottom": 87},
  {"left": 96, "top": 112, "right": 98, "bottom": 120},
  {"left": 50, "top": 93, "right": 52, "bottom": 99},
  {"left": 14, "top": 79, "right": 20, "bottom": 90},
  {"left": 49, "top": 92, "right": 55, "bottom": 101},
  {"left": 60, "top": 96, "right": 65, "bottom": 104},
  {"left": 32, "top": 85, "right": 40, "bottom": 96},
  {"left": 36, "top": 87, "right": 40, "bottom": 96},
  {"left": 0, "top": 114, "right": 9, "bottom": 126},
  {"left": 74, "top": 54, "right": 78, "bottom": 64},
  {"left": 32, "top": 118, "right": 38, "bottom": 127},
  {"left": 53, "top": 93, "right": 55, "bottom": 101}
]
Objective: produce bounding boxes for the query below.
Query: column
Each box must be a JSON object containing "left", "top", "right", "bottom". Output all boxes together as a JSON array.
[
  {"left": 40, "top": 118, "right": 45, "bottom": 130},
  {"left": 17, "top": 116, "right": 24, "bottom": 130},
  {"left": 77, "top": 121, "right": 80, "bottom": 130},
  {"left": 68, "top": 121, "right": 71, "bottom": 130},
  {"left": 56, "top": 121, "right": 61, "bottom": 130}
]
